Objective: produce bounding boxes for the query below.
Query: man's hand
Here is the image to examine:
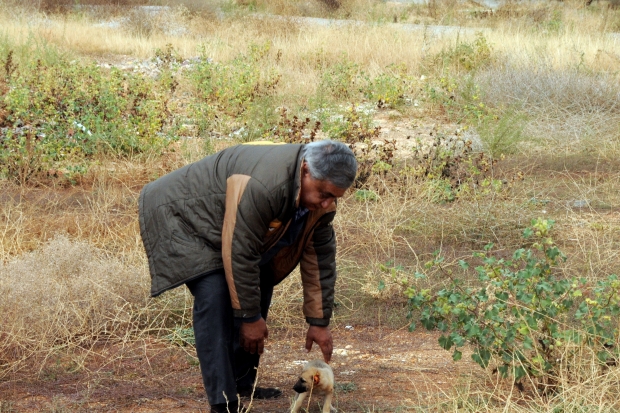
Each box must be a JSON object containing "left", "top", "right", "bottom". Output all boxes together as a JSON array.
[
  {"left": 305, "top": 325, "right": 333, "bottom": 363},
  {"left": 240, "top": 317, "right": 268, "bottom": 355}
]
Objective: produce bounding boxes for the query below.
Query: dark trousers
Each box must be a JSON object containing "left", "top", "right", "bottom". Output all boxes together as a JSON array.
[{"left": 186, "top": 267, "right": 274, "bottom": 406}]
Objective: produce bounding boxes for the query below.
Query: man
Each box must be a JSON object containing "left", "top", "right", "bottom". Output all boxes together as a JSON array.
[{"left": 138, "top": 140, "right": 357, "bottom": 412}]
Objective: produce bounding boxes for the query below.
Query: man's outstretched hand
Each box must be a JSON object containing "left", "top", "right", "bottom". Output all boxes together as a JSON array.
[
  {"left": 240, "top": 317, "right": 268, "bottom": 355},
  {"left": 305, "top": 325, "right": 333, "bottom": 363}
]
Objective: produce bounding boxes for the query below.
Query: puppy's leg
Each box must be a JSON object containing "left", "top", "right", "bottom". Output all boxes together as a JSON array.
[
  {"left": 322, "top": 391, "right": 334, "bottom": 413},
  {"left": 291, "top": 392, "right": 308, "bottom": 413}
]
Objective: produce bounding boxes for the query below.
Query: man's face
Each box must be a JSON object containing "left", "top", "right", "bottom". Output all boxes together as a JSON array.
[{"left": 299, "top": 162, "right": 347, "bottom": 211}]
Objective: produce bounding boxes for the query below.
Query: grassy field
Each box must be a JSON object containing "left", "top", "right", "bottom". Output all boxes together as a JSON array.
[{"left": 1, "top": 0, "right": 620, "bottom": 411}]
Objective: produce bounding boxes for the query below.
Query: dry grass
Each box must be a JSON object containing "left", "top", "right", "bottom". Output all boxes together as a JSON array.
[
  {"left": 0, "top": 4, "right": 615, "bottom": 70},
  {"left": 0, "top": 157, "right": 203, "bottom": 379},
  {"left": 416, "top": 351, "right": 620, "bottom": 412},
  {"left": 476, "top": 63, "right": 620, "bottom": 153},
  {"left": 0, "top": 235, "right": 148, "bottom": 376}
]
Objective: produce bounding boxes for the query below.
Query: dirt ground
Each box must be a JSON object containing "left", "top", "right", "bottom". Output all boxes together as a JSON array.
[{"left": 0, "top": 325, "right": 473, "bottom": 412}]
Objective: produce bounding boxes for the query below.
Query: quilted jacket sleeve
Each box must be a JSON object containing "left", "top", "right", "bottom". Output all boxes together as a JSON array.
[{"left": 299, "top": 211, "right": 337, "bottom": 326}]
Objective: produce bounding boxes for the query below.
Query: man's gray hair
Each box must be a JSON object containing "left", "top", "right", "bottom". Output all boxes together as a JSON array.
[{"left": 304, "top": 140, "right": 357, "bottom": 189}]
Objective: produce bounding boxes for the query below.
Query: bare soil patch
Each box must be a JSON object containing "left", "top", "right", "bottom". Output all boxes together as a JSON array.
[{"left": 0, "top": 326, "right": 472, "bottom": 412}]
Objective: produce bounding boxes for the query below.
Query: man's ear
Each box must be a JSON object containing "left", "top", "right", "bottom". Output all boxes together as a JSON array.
[
  {"left": 302, "top": 161, "right": 310, "bottom": 177},
  {"left": 313, "top": 372, "right": 320, "bottom": 385}
]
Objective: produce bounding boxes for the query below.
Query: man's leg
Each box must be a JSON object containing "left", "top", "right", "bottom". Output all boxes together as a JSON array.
[
  {"left": 233, "top": 266, "right": 280, "bottom": 398},
  {"left": 186, "top": 270, "right": 239, "bottom": 406}
]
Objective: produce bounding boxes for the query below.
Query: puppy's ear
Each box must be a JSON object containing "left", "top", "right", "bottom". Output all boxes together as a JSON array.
[{"left": 313, "top": 372, "right": 320, "bottom": 386}]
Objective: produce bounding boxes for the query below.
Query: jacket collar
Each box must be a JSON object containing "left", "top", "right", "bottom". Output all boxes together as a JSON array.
[{"left": 293, "top": 147, "right": 305, "bottom": 209}]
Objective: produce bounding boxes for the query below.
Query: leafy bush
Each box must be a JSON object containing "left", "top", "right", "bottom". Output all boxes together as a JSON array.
[
  {"left": 354, "top": 189, "right": 378, "bottom": 202},
  {"left": 540, "top": 9, "right": 563, "bottom": 35},
  {"left": 189, "top": 42, "right": 281, "bottom": 137},
  {"left": 361, "top": 63, "right": 413, "bottom": 109},
  {"left": 0, "top": 49, "right": 177, "bottom": 183},
  {"left": 423, "top": 56, "right": 528, "bottom": 158},
  {"left": 316, "top": 54, "right": 361, "bottom": 101},
  {"left": 430, "top": 32, "right": 492, "bottom": 74},
  {"left": 423, "top": 33, "right": 494, "bottom": 122},
  {"left": 406, "top": 219, "right": 620, "bottom": 392},
  {"left": 307, "top": 55, "right": 361, "bottom": 119},
  {"left": 476, "top": 109, "right": 527, "bottom": 158},
  {"left": 165, "top": 327, "right": 196, "bottom": 346},
  {"left": 313, "top": 57, "right": 416, "bottom": 110},
  {"left": 424, "top": 72, "right": 490, "bottom": 124}
]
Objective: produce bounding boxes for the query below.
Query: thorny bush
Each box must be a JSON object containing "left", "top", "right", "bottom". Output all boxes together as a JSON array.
[
  {"left": 269, "top": 105, "right": 396, "bottom": 188},
  {"left": 270, "top": 105, "right": 502, "bottom": 194},
  {"left": 406, "top": 218, "right": 620, "bottom": 394},
  {"left": 271, "top": 107, "right": 321, "bottom": 144},
  {"left": 406, "top": 132, "right": 502, "bottom": 203},
  {"left": 329, "top": 105, "right": 396, "bottom": 188}
]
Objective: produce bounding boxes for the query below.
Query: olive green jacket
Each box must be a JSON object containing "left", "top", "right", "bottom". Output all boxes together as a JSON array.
[{"left": 138, "top": 144, "right": 337, "bottom": 326}]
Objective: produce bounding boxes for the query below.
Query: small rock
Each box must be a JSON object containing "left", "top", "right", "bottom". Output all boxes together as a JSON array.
[{"left": 572, "top": 200, "right": 589, "bottom": 208}]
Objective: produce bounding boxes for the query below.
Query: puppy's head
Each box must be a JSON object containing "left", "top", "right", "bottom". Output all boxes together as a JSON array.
[{"left": 293, "top": 367, "right": 322, "bottom": 394}]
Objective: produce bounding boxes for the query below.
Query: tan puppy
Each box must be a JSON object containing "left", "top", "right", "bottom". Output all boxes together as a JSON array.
[{"left": 291, "top": 360, "right": 335, "bottom": 413}]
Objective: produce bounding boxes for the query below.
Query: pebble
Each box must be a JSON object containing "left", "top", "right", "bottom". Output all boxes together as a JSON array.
[{"left": 96, "top": 56, "right": 207, "bottom": 79}]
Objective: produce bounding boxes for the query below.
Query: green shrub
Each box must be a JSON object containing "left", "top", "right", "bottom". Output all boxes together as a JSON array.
[
  {"left": 424, "top": 73, "right": 488, "bottom": 124},
  {"left": 165, "top": 327, "right": 196, "bottom": 346},
  {"left": 361, "top": 63, "right": 413, "bottom": 109},
  {"left": 189, "top": 42, "right": 280, "bottom": 137},
  {"left": 307, "top": 55, "right": 361, "bottom": 118},
  {"left": 431, "top": 32, "right": 492, "bottom": 74},
  {"left": 406, "top": 218, "right": 620, "bottom": 392},
  {"left": 423, "top": 64, "right": 527, "bottom": 158},
  {"left": 540, "top": 9, "right": 563, "bottom": 34},
  {"left": 422, "top": 33, "right": 493, "bottom": 123},
  {"left": 476, "top": 109, "right": 527, "bottom": 158},
  {"left": 320, "top": 105, "right": 376, "bottom": 141},
  {"left": 314, "top": 58, "right": 415, "bottom": 110},
  {"left": 354, "top": 189, "right": 378, "bottom": 202},
  {"left": 316, "top": 54, "right": 361, "bottom": 102},
  {"left": 0, "top": 49, "right": 177, "bottom": 183}
]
